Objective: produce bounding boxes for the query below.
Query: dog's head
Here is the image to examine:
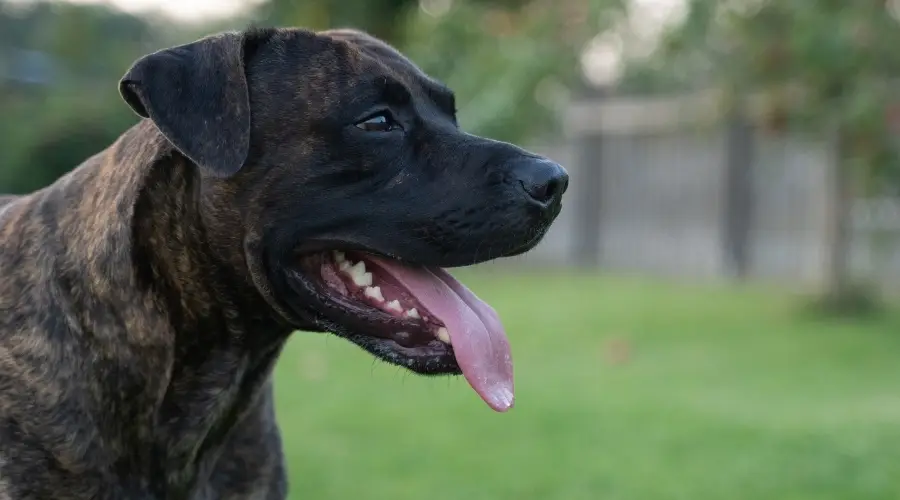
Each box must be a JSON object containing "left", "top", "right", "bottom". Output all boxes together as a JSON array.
[{"left": 119, "top": 27, "right": 568, "bottom": 411}]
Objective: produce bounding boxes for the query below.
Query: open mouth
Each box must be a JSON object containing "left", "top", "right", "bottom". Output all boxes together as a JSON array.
[{"left": 288, "top": 250, "right": 514, "bottom": 412}]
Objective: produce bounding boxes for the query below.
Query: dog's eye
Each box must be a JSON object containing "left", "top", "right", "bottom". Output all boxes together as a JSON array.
[{"left": 355, "top": 113, "right": 401, "bottom": 133}]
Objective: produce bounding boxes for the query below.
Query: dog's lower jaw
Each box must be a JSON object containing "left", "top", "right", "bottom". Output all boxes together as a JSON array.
[
  {"left": 243, "top": 234, "right": 320, "bottom": 332},
  {"left": 282, "top": 249, "right": 515, "bottom": 412}
]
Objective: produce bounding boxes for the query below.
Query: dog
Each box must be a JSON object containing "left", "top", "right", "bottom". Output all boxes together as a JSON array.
[{"left": 0, "top": 27, "right": 568, "bottom": 498}]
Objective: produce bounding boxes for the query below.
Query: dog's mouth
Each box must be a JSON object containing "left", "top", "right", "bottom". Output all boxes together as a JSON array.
[{"left": 287, "top": 250, "right": 514, "bottom": 412}]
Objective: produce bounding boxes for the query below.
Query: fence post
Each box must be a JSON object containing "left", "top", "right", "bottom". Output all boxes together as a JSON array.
[
  {"left": 722, "top": 106, "right": 755, "bottom": 279},
  {"left": 821, "top": 122, "right": 853, "bottom": 297},
  {"left": 570, "top": 88, "right": 608, "bottom": 268}
]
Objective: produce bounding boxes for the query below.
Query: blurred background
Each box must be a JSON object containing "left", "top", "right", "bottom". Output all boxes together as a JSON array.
[{"left": 3, "top": 0, "right": 900, "bottom": 498}]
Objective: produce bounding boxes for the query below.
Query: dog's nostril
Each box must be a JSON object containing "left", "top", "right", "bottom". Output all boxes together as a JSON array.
[
  {"left": 521, "top": 179, "right": 556, "bottom": 204},
  {"left": 519, "top": 164, "right": 569, "bottom": 206},
  {"left": 509, "top": 155, "right": 569, "bottom": 207}
]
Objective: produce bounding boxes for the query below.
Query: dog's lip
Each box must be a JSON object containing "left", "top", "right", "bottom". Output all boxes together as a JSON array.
[
  {"left": 282, "top": 255, "right": 461, "bottom": 374},
  {"left": 291, "top": 239, "right": 405, "bottom": 262},
  {"left": 285, "top": 270, "right": 429, "bottom": 343},
  {"left": 283, "top": 250, "right": 446, "bottom": 348}
]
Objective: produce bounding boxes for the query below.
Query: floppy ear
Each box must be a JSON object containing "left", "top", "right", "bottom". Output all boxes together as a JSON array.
[{"left": 118, "top": 32, "right": 250, "bottom": 178}]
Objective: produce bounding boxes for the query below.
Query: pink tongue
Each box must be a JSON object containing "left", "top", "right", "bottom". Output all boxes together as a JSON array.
[{"left": 366, "top": 256, "right": 514, "bottom": 412}]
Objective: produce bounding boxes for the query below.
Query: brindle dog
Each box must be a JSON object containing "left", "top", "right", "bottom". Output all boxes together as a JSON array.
[{"left": 0, "top": 27, "right": 568, "bottom": 498}]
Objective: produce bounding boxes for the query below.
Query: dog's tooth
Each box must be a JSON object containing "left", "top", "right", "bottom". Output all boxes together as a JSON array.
[
  {"left": 338, "top": 260, "right": 352, "bottom": 272},
  {"left": 334, "top": 251, "right": 346, "bottom": 263},
  {"left": 436, "top": 327, "right": 451, "bottom": 344},
  {"left": 364, "top": 286, "right": 384, "bottom": 302},
  {"left": 349, "top": 262, "right": 372, "bottom": 287},
  {"left": 386, "top": 300, "right": 402, "bottom": 312},
  {"left": 349, "top": 261, "right": 366, "bottom": 275},
  {"left": 350, "top": 272, "right": 370, "bottom": 287},
  {"left": 405, "top": 308, "right": 420, "bottom": 319}
]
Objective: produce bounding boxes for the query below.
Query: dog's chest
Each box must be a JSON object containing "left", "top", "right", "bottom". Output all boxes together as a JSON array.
[{"left": 151, "top": 342, "right": 285, "bottom": 498}]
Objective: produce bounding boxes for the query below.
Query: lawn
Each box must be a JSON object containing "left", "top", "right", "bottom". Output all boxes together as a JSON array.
[{"left": 273, "top": 269, "right": 900, "bottom": 500}]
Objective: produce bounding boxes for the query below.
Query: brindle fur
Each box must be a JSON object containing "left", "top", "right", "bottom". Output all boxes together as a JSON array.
[{"left": 0, "top": 27, "right": 567, "bottom": 499}]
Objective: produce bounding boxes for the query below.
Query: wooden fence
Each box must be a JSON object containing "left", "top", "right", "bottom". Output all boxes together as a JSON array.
[{"left": 504, "top": 90, "right": 900, "bottom": 290}]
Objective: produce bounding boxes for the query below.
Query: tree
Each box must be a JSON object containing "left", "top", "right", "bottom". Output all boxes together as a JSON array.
[
  {"left": 256, "top": 0, "right": 416, "bottom": 45},
  {"left": 0, "top": 0, "right": 170, "bottom": 193},
  {"left": 620, "top": 0, "right": 900, "bottom": 304}
]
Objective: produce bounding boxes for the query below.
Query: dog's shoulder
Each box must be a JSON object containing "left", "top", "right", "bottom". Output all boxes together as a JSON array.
[{"left": 0, "top": 120, "right": 182, "bottom": 497}]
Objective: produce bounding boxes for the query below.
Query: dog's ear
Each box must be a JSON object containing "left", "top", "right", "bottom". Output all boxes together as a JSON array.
[{"left": 118, "top": 32, "right": 251, "bottom": 178}]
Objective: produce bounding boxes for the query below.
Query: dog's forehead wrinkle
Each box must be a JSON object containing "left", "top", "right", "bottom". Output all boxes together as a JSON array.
[
  {"left": 387, "top": 73, "right": 455, "bottom": 118},
  {"left": 324, "top": 31, "right": 428, "bottom": 87},
  {"left": 286, "top": 29, "right": 453, "bottom": 119},
  {"left": 246, "top": 31, "right": 357, "bottom": 118}
]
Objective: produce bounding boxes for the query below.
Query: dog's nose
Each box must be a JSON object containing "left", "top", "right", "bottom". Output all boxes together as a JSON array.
[{"left": 513, "top": 157, "right": 569, "bottom": 208}]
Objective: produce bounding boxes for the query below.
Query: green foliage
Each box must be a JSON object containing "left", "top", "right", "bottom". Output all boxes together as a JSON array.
[
  {"left": 256, "top": 0, "right": 418, "bottom": 43},
  {"left": 621, "top": 0, "right": 900, "bottom": 193},
  {"left": 0, "top": 95, "right": 138, "bottom": 193},
  {"left": 400, "top": 2, "right": 580, "bottom": 143},
  {"left": 275, "top": 271, "right": 900, "bottom": 499},
  {"left": 1, "top": 1, "right": 163, "bottom": 81},
  {"left": 0, "top": 0, "right": 172, "bottom": 193}
]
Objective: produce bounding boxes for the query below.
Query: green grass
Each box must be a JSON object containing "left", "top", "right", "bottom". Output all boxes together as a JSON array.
[{"left": 273, "top": 270, "right": 900, "bottom": 500}]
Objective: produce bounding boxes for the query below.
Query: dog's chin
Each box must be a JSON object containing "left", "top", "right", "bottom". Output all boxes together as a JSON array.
[{"left": 283, "top": 250, "right": 462, "bottom": 376}]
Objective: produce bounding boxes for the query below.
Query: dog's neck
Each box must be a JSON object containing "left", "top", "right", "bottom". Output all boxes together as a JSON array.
[
  {"left": 56, "top": 121, "right": 287, "bottom": 341},
  {"left": 135, "top": 122, "right": 296, "bottom": 343}
]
